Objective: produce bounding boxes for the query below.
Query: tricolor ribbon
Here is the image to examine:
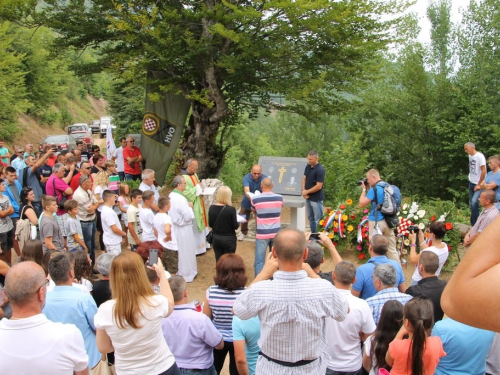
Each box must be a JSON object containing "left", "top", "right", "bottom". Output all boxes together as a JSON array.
[
  {"left": 357, "top": 218, "right": 369, "bottom": 243},
  {"left": 338, "top": 211, "right": 345, "bottom": 238}
]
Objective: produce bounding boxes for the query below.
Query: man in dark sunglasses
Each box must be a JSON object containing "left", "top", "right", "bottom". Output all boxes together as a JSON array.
[{"left": 70, "top": 161, "right": 93, "bottom": 192}]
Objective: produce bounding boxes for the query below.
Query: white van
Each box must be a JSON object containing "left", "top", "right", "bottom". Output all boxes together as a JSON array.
[{"left": 99, "top": 116, "right": 116, "bottom": 138}]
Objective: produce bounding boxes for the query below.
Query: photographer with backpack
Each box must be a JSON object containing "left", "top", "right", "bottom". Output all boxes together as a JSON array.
[{"left": 358, "top": 169, "right": 401, "bottom": 263}]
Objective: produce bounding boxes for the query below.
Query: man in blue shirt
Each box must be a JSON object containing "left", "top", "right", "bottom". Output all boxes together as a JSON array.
[
  {"left": 239, "top": 165, "right": 266, "bottom": 241},
  {"left": 358, "top": 168, "right": 399, "bottom": 263},
  {"left": 302, "top": 150, "right": 325, "bottom": 233},
  {"left": 43, "top": 253, "right": 100, "bottom": 369},
  {"left": 432, "top": 318, "right": 495, "bottom": 375},
  {"left": 352, "top": 234, "right": 405, "bottom": 300},
  {"left": 479, "top": 154, "right": 500, "bottom": 211}
]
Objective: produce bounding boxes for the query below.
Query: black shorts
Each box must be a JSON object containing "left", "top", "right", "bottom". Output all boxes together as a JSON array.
[{"left": 0, "top": 228, "right": 14, "bottom": 253}]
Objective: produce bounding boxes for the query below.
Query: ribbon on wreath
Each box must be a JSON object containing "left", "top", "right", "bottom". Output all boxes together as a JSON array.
[
  {"left": 338, "top": 211, "right": 346, "bottom": 238},
  {"left": 357, "top": 218, "right": 369, "bottom": 243},
  {"left": 324, "top": 211, "right": 336, "bottom": 231}
]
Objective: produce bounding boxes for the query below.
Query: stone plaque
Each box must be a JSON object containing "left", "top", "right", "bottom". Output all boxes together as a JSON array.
[{"left": 258, "top": 156, "right": 308, "bottom": 196}]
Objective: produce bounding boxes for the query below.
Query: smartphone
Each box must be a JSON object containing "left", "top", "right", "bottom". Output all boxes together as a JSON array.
[
  {"left": 148, "top": 249, "right": 159, "bottom": 267},
  {"left": 309, "top": 233, "right": 320, "bottom": 241}
]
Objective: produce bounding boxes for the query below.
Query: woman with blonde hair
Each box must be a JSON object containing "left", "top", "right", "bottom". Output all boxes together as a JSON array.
[
  {"left": 94, "top": 171, "right": 109, "bottom": 251},
  {"left": 94, "top": 251, "right": 179, "bottom": 375},
  {"left": 208, "top": 186, "right": 239, "bottom": 262}
]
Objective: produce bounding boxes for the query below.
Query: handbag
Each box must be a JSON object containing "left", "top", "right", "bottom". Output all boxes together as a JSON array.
[
  {"left": 52, "top": 179, "right": 68, "bottom": 210},
  {"left": 206, "top": 206, "right": 226, "bottom": 245},
  {"left": 90, "top": 354, "right": 115, "bottom": 375}
]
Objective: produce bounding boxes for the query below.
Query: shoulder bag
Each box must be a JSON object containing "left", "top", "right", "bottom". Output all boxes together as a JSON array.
[{"left": 206, "top": 206, "right": 226, "bottom": 245}]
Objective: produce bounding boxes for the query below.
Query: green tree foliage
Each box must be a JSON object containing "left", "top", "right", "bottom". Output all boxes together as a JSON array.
[
  {"left": 0, "top": 21, "right": 30, "bottom": 140},
  {"left": 12, "top": 0, "right": 411, "bottom": 176}
]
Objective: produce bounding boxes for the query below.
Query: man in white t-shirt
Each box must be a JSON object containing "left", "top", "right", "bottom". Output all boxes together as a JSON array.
[
  {"left": 465, "top": 142, "right": 487, "bottom": 226},
  {"left": 325, "top": 261, "right": 376, "bottom": 375},
  {"left": 140, "top": 190, "right": 157, "bottom": 242},
  {"left": 154, "top": 196, "right": 178, "bottom": 274},
  {"left": 113, "top": 137, "right": 126, "bottom": 181},
  {"left": 101, "top": 190, "right": 125, "bottom": 254},
  {"left": 0, "top": 261, "right": 89, "bottom": 375}
]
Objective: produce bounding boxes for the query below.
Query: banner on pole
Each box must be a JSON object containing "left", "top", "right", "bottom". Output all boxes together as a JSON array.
[
  {"left": 141, "top": 71, "right": 191, "bottom": 184},
  {"left": 106, "top": 122, "right": 116, "bottom": 160}
]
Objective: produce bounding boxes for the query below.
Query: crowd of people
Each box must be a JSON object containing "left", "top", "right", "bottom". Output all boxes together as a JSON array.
[{"left": 0, "top": 138, "right": 499, "bottom": 375}]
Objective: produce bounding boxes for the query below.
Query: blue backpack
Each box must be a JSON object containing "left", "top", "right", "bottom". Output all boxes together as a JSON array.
[{"left": 375, "top": 181, "right": 402, "bottom": 216}]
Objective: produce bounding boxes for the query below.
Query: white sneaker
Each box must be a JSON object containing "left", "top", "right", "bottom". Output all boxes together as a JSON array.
[{"left": 238, "top": 232, "right": 245, "bottom": 241}]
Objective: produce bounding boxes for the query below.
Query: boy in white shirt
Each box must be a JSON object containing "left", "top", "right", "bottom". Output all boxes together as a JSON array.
[
  {"left": 139, "top": 191, "right": 157, "bottom": 242},
  {"left": 126, "top": 189, "right": 143, "bottom": 252},
  {"left": 101, "top": 190, "right": 125, "bottom": 254},
  {"left": 153, "top": 196, "right": 178, "bottom": 274}
]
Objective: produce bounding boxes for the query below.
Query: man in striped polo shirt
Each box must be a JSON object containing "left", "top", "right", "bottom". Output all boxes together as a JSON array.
[{"left": 251, "top": 178, "right": 283, "bottom": 276}]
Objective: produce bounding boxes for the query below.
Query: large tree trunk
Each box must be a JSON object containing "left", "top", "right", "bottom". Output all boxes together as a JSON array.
[{"left": 178, "top": 101, "right": 227, "bottom": 178}]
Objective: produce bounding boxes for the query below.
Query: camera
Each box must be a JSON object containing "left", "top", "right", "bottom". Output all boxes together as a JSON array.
[
  {"left": 408, "top": 225, "right": 419, "bottom": 234},
  {"left": 357, "top": 178, "right": 368, "bottom": 186}
]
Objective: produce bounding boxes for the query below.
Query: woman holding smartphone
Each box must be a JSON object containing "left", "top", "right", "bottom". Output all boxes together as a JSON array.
[{"left": 94, "top": 251, "right": 180, "bottom": 375}]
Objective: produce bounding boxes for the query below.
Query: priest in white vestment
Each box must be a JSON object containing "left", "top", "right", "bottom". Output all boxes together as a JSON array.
[{"left": 168, "top": 175, "right": 197, "bottom": 282}]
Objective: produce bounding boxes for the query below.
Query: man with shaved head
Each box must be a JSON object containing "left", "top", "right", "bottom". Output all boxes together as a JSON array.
[
  {"left": 233, "top": 228, "right": 348, "bottom": 375},
  {"left": 239, "top": 164, "right": 266, "bottom": 241},
  {"left": 250, "top": 177, "right": 283, "bottom": 276},
  {"left": 0, "top": 262, "right": 89, "bottom": 374}
]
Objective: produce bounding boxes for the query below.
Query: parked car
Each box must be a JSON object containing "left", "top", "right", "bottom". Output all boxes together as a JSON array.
[
  {"left": 39, "top": 134, "right": 77, "bottom": 153},
  {"left": 90, "top": 120, "right": 100, "bottom": 134},
  {"left": 70, "top": 130, "right": 93, "bottom": 149},
  {"left": 67, "top": 123, "right": 90, "bottom": 134}
]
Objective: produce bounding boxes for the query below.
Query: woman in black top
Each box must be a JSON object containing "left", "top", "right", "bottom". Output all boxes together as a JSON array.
[
  {"left": 208, "top": 186, "right": 239, "bottom": 263},
  {"left": 20, "top": 186, "right": 40, "bottom": 223}
]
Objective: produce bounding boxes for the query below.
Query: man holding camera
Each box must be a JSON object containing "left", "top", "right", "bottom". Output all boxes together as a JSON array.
[{"left": 358, "top": 169, "right": 399, "bottom": 263}]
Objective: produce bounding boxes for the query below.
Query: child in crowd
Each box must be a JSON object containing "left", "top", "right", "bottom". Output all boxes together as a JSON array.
[
  {"left": 117, "top": 183, "right": 130, "bottom": 234},
  {"left": 105, "top": 161, "right": 120, "bottom": 194},
  {"left": 139, "top": 191, "right": 157, "bottom": 242},
  {"left": 100, "top": 190, "right": 126, "bottom": 255},
  {"left": 386, "top": 298, "right": 446, "bottom": 375},
  {"left": 39, "top": 195, "right": 64, "bottom": 252},
  {"left": 64, "top": 199, "right": 88, "bottom": 253},
  {"left": 73, "top": 250, "right": 93, "bottom": 293},
  {"left": 363, "top": 300, "right": 404, "bottom": 374},
  {"left": 153, "top": 196, "right": 178, "bottom": 274},
  {"left": 94, "top": 171, "right": 109, "bottom": 251},
  {"left": 0, "top": 178, "right": 14, "bottom": 256},
  {"left": 126, "top": 189, "right": 143, "bottom": 252}
]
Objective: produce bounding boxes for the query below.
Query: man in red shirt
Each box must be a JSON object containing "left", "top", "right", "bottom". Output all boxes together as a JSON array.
[
  {"left": 123, "top": 137, "right": 143, "bottom": 181},
  {"left": 70, "top": 161, "right": 93, "bottom": 192}
]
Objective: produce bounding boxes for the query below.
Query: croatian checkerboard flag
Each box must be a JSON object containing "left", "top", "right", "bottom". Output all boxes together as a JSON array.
[
  {"left": 106, "top": 123, "right": 116, "bottom": 160},
  {"left": 142, "top": 71, "right": 191, "bottom": 184}
]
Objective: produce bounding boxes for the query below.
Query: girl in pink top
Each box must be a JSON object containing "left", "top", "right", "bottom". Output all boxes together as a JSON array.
[{"left": 386, "top": 298, "right": 446, "bottom": 375}]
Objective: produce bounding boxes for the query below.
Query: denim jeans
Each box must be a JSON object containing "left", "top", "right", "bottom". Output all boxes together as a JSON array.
[
  {"left": 306, "top": 199, "right": 323, "bottom": 233},
  {"left": 469, "top": 182, "right": 481, "bottom": 226},
  {"left": 118, "top": 171, "right": 125, "bottom": 181},
  {"left": 179, "top": 366, "right": 216, "bottom": 375},
  {"left": 255, "top": 238, "right": 273, "bottom": 276},
  {"left": 125, "top": 173, "right": 141, "bottom": 181},
  {"left": 80, "top": 220, "right": 96, "bottom": 266}
]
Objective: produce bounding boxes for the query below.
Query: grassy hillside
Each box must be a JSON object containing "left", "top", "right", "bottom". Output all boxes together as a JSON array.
[{"left": 6, "top": 95, "right": 108, "bottom": 150}]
